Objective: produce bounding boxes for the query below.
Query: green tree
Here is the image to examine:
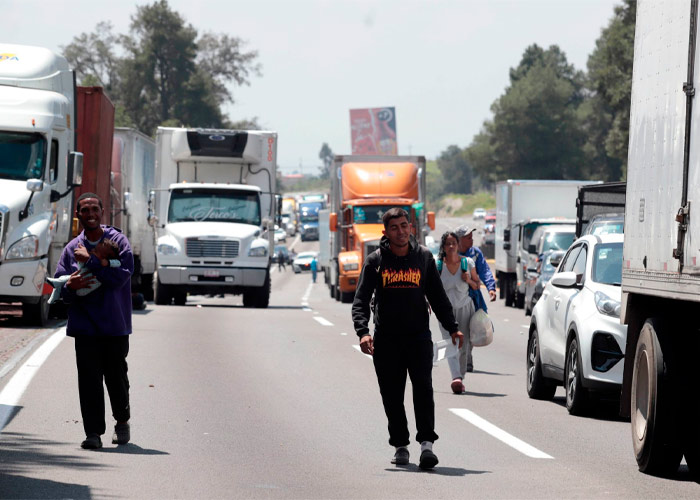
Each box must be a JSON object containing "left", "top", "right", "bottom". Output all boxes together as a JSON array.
[
  {"left": 584, "top": 0, "right": 636, "bottom": 180},
  {"left": 437, "top": 145, "right": 472, "bottom": 194},
  {"left": 318, "top": 143, "right": 334, "bottom": 179}
]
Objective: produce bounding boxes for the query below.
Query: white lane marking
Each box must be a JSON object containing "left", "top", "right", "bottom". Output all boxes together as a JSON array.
[
  {"left": 313, "top": 317, "right": 333, "bottom": 326},
  {"left": 520, "top": 324, "right": 530, "bottom": 329},
  {"left": 301, "top": 282, "right": 313, "bottom": 307},
  {"left": 449, "top": 408, "right": 554, "bottom": 459},
  {"left": 352, "top": 345, "right": 373, "bottom": 359},
  {"left": 503, "top": 319, "right": 510, "bottom": 322},
  {"left": 302, "top": 307, "right": 312, "bottom": 312},
  {"left": 289, "top": 234, "right": 301, "bottom": 251},
  {"left": 340, "top": 332, "right": 348, "bottom": 336},
  {"left": 0, "top": 328, "right": 66, "bottom": 433}
]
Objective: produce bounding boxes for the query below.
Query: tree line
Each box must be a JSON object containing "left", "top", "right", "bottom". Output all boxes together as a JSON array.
[
  {"left": 62, "top": 0, "right": 261, "bottom": 135},
  {"left": 433, "top": 0, "right": 635, "bottom": 199}
]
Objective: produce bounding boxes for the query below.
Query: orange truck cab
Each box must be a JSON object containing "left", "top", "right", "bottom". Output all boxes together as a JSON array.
[{"left": 327, "top": 156, "right": 435, "bottom": 303}]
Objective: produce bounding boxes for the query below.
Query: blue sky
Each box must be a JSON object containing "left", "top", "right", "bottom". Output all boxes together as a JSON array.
[{"left": 2, "top": 0, "right": 620, "bottom": 173}]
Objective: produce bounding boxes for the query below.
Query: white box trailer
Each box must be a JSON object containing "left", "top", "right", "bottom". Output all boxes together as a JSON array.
[
  {"left": 151, "top": 127, "right": 278, "bottom": 307},
  {"left": 495, "top": 180, "right": 597, "bottom": 308},
  {"left": 0, "top": 44, "right": 83, "bottom": 325},
  {"left": 620, "top": 0, "right": 700, "bottom": 476},
  {"left": 112, "top": 127, "right": 156, "bottom": 301}
]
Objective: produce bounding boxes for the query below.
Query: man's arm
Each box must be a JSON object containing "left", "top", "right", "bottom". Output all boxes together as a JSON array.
[
  {"left": 351, "top": 253, "right": 378, "bottom": 341},
  {"left": 83, "top": 235, "right": 134, "bottom": 289},
  {"left": 473, "top": 247, "right": 497, "bottom": 301}
]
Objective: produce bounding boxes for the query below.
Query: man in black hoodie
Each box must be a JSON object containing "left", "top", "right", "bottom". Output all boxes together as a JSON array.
[{"left": 352, "top": 207, "right": 464, "bottom": 469}]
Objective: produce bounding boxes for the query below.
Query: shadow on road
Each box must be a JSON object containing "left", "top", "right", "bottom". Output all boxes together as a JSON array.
[
  {"left": 0, "top": 474, "right": 92, "bottom": 499},
  {"left": 386, "top": 465, "right": 490, "bottom": 476},
  {"left": 98, "top": 443, "right": 169, "bottom": 455}
]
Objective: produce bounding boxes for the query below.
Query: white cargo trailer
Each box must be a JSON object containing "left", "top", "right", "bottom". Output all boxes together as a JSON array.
[
  {"left": 151, "top": 127, "right": 278, "bottom": 307},
  {"left": 495, "top": 180, "right": 597, "bottom": 308},
  {"left": 620, "top": 0, "right": 700, "bottom": 477}
]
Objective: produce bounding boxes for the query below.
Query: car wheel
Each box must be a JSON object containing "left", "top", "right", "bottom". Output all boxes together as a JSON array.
[
  {"left": 526, "top": 327, "right": 556, "bottom": 400},
  {"left": 631, "top": 319, "right": 683, "bottom": 475},
  {"left": 565, "top": 336, "right": 589, "bottom": 415}
]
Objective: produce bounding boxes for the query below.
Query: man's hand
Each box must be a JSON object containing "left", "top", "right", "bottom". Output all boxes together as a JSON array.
[
  {"left": 451, "top": 330, "right": 464, "bottom": 349},
  {"left": 66, "top": 270, "right": 96, "bottom": 291},
  {"left": 74, "top": 244, "right": 90, "bottom": 264},
  {"left": 489, "top": 289, "right": 497, "bottom": 301},
  {"left": 359, "top": 335, "right": 374, "bottom": 356}
]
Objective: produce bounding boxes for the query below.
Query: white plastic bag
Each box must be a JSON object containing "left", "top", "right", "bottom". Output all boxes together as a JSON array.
[{"left": 469, "top": 309, "right": 494, "bottom": 347}]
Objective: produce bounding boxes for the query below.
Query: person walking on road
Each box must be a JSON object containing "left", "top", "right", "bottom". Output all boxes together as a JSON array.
[
  {"left": 54, "top": 192, "right": 134, "bottom": 450},
  {"left": 456, "top": 224, "right": 496, "bottom": 372},
  {"left": 352, "top": 207, "right": 464, "bottom": 469},
  {"left": 310, "top": 256, "right": 318, "bottom": 283},
  {"left": 277, "top": 250, "right": 287, "bottom": 271},
  {"left": 436, "top": 231, "right": 480, "bottom": 394}
]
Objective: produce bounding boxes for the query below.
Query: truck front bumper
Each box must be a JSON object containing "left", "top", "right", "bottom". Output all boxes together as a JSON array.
[
  {"left": 0, "top": 257, "right": 48, "bottom": 303},
  {"left": 339, "top": 274, "right": 360, "bottom": 292},
  {"left": 158, "top": 265, "right": 267, "bottom": 287}
]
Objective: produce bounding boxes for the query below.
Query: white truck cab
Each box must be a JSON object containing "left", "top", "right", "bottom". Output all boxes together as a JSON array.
[
  {"left": 0, "top": 44, "right": 82, "bottom": 325},
  {"left": 151, "top": 127, "right": 277, "bottom": 308}
]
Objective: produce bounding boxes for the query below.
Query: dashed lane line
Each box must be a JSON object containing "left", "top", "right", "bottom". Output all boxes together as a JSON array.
[
  {"left": 449, "top": 408, "right": 554, "bottom": 459},
  {"left": 313, "top": 317, "right": 333, "bottom": 326}
]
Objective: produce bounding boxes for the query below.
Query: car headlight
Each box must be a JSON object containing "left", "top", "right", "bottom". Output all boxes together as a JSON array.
[
  {"left": 249, "top": 246, "right": 268, "bottom": 257},
  {"left": 595, "top": 291, "right": 621, "bottom": 318},
  {"left": 343, "top": 262, "right": 359, "bottom": 271},
  {"left": 157, "top": 243, "right": 179, "bottom": 255},
  {"left": 6, "top": 236, "right": 39, "bottom": 259}
]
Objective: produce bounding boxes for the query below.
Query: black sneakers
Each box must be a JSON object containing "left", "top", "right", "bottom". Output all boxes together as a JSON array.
[
  {"left": 391, "top": 447, "right": 410, "bottom": 465},
  {"left": 419, "top": 449, "right": 439, "bottom": 470},
  {"left": 81, "top": 434, "right": 102, "bottom": 449},
  {"left": 112, "top": 422, "right": 130, "bottom": 445}
]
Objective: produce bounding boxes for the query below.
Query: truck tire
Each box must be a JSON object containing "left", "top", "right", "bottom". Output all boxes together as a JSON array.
[
  {"left": 153, "top": 272, "right": 172, "bottom": 305},
  {"left": 631, "top": 319, "right": 683, "bottom": 476},
  {"left": 243, "top": 272, "right": 270, "bottom": 308},
  {"left": 22, "top": 294, "right": 50, "bottom": 327},
  {"left": 504, "top": 278, "right": 514, "bottom": 307},
  {"left": 173, "top": 291, "right": 187, "bottom": 306},
  {"left": 526, "top": 326, "right": 556, "bottom": 400},
  {"left": 340, "top": 290, "right": 354, "bottom": 304},
  {"left": 141, "top": 273, "right": 154, "bottom": 302}
]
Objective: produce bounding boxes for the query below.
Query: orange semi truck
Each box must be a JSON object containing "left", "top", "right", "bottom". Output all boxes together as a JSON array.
[{"left": 327, "top": 155, "right": 435, "bottom": 303}]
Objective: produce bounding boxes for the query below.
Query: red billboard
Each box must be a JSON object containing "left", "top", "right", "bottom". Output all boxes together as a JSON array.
[{"left": 349, "top": 107, "right": 397, "bottom": 155}]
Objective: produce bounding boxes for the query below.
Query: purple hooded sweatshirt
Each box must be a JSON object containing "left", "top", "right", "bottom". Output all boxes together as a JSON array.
[{"left": 54, "top": 225, "right": 133, "bottom": 337}]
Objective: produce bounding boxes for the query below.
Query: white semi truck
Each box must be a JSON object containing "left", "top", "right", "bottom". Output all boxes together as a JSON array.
[
  {"left": 151, "top": 127, "right": 278, "bottom": 307},
  {"left": 620, "top": 0, "right": 700, "bottom": 477},
  {"left": 0, "top": 44, "right": 83, "bottom": 325},
  {"left": 495, "top": 180, "right": 596, "bottom": 308},
  {"left": 111, "top": 127, "right": 156, "bottom": 303}
]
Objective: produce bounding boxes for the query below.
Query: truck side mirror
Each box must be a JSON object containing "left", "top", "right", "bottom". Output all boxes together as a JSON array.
[
  {"left": 504, "top": 228, "right": 511, "bottom": 242},
  {"left": 26, "top": 178, "right": 44, "bottom": 192},
  {"left": 68, "top": 152, "right": 83, "bottom": 187},
  {"left": 427, "top": 211, "right": 436, "bottom": 231},
  {"left": 330, "top": 212, "right": 337, "bottom": 232},
  {"left": 147, "top": 190, "right": 157, "bottom": 226},
  {"left": 504, "top": 242, "right": 511, "bottom": 250}
]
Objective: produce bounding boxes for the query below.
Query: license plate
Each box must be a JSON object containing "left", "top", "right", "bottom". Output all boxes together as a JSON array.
[{"left": 204, "top": 270, "right": 220, "bottom": 278}]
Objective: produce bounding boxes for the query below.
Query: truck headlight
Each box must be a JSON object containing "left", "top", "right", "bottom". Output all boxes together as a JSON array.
[
  {"left": 343, "top": 263, "right": 359, "bottom": 271},
  {"left": 157, "top": 243, "right": 179, "bottom": 255},
  {"left": 594, "top": 291, "right": 621, "bottom": 318},
  {"left": 6, "top": 236, "right": 39, "bottom": 259},
  {"left": 249, "top": 246, "right": 268, "bottom": 257}
]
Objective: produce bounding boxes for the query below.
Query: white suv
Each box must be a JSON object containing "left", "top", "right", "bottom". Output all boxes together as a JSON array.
[{"left": 526, "top": 233, "right": 626, "bottom": 415}]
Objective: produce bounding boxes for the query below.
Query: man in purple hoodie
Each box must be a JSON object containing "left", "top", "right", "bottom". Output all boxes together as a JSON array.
[{"left": 54, "top": 192, "right": 134, "bottom": 449}]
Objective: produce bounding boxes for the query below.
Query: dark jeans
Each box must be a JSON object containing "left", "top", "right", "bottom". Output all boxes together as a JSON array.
[
  {"left": 74, "top": 335, "right": 130, "bottom": 436},
  {"left": 372, "top": 334, "right": 438, "bottom": 447}
]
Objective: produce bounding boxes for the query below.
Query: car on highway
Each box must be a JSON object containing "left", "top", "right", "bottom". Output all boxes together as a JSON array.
[
  {"left": 484, "top": 213, "right": 496, "bottom": 233},
  {"left": 274, "top": 225, "right": 287, "bottom": 243},
  {"left": 524, "top": 249, "right": 565, "bottom": 316},
  {"left": 473, "top": 207, "right": 487, "bottom": 220},
  {"left": 526, "top": 233, "right": 626, "bottom": 415},
  {"left": 292, "top": 251, "right": 317, "bottom": 273},
  {"left": 584, "top": 213, "right": 624, "bottom": 236}
]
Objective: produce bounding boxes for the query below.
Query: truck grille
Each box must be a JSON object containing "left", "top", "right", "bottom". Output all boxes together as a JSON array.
[{"left": 186, "top": 238, "right": 239, "bottom": 258}]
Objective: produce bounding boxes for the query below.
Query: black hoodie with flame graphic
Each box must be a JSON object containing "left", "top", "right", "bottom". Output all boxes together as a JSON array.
[{"left": 352, "top": 235, "right": 458, "bottom": 340}]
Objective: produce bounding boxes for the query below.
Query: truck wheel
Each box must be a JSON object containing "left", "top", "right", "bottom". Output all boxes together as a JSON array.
[
  {"left": 153, "top": 272, "right": 172, "bottom": 305},
  {"left": 631, "top": 319, "right": 683, "bottom": 475},
  {"left": 340, "top": 290, "right": 354, "bottom": 304},
  {"left": 526, "top": 327, "right": 556, "bottom": 400},
  {"left": 565, "top": 336, "right": 589, "bottom": 415},
  {"left": 173, "top": 292, "right": 187, "bottom": 306},
  {"left": 22, "top": 294, "right": 50, "bottom": 327},
  {"left": 141, "top": 274, "right": 154, "bottom": 302},
  {"left": 244, "top": 272, "right": 270, "bottom": 308},
  {"left": 329, "top": 285, "right": 334, "bottom": 298},
  {"left": 504, "top": 279, "right": 514, "bottom": 307}
]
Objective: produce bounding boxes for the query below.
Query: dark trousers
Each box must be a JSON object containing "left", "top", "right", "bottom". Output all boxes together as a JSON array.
[
  {"left": 372, "top": 335, "right": 438, "bottom": 447},
  {"left": 74, "top": 335, "right": 130, "bottom": 436}
]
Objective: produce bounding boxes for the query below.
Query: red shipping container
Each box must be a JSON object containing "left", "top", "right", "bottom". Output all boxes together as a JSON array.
[{"left": 74, "top": 86, "right": 115, "bottom": 229}]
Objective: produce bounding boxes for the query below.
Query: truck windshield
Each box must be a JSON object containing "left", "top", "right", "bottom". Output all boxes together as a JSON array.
[
  {"left": 0, "top": 132, "right": 46, "bottom": 181},
  {"left": 353, "top": 205, "right": 411, "bottom": 224},
  {"left": 592, "top": 243, "right": 623, "bottom": 285},
  {"left": 542, "top": 232, "right": 575, "bottom": 253},
  {"left": 168, "top": 189, "right": 260, "bottom": 225}
]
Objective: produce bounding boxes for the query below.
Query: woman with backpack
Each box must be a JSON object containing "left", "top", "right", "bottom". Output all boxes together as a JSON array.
[{"left": 436, "top": 231, "right": 481, "bottom": 394}]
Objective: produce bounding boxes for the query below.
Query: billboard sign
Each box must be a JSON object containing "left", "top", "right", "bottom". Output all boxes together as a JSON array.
[{"left": 349, "top": 107, "right": 397, "bottom": 155}]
